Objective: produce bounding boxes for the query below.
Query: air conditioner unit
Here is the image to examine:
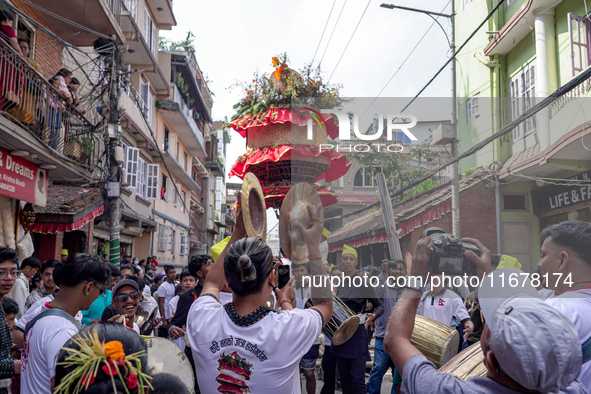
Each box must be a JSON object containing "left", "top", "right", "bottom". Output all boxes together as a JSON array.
[{"left": 432, "top": 123, "right": 456, "bottom": 145}]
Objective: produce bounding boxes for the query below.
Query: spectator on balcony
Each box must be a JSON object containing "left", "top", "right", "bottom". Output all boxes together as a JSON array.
[
  {"left": 51, "top": 68, "right": 73, "bottom": 105},
  {"left": 0, "top": 11, "right": 23, "bottom": 56},
  {"left": 17, "top": 39, "right": 38, "bottom": 70},
  {"left": 0, "top": 10, "right": 24, "bottom": 111},
  {"left": 67, "top": 77, "right": 80, "bottom": 107}
]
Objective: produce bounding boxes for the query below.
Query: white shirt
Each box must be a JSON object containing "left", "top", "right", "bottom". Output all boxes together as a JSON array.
[
  {"left": 159, "top": 281, "right": 176, "bottom": 319},
  {"left": 546, "top": 288, "right": 591, "bottom": 391},
  {"left": 8, "top": 275, "right": 29, "bottom": 319},
  {"left": 126, "top": 321, "right": 140, "bottom": 335},
  {"left": 141, "top": 286, "right": 158, "bottom": 315},
  {"left": 188, "top": 296, "right": 322, "bottom": 394},
  {"left": 167, "top": 295, "right": 180, "bottom": 318},
  {"left": 219, "top": 291, "right": 233, "bottom": 305},
  {"left": 294, "top": 285, "right": 312, "bottom": 310},
  {"left": 17, "top": 295, "right": 82, "bottom": 331},
  {"left": 20, "top": 304, "right": 79, "bottom": 394},
  {"left": 418, "top": 289, "right": 470, "bottom": 327}
]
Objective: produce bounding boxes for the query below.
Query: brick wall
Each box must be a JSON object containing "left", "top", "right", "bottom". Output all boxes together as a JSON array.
[
  {"left": 400, "top": 182, "right": 497, "bottom": 269},
  {"left": 12, "top": 0, "right": 63, "bottom": 79}
]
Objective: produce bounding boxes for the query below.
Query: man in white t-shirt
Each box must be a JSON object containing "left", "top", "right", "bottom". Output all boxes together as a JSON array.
[
  {"left": 111, "top": 278, "right": 142, "bottom": 335},
  {"left": 536, "top": 220, "right": 591, "bottom": 391},
  {"left": 188, "top": 206, "right": 333, "bottom": 393},
  {"left": 418, "top": 276, "right": 474, "bottom": 339},
  {"left": 8, "top": 256, "right": 39, "bottom": 319},
  {"left": 158, "top": 264, "right": 177, "bottom": 335},
  {"left": 20, "top": 254, "right": 110, "bottom": 394},
  {"left": 464, "top": 221, "right": 591, "bottom": 392}
]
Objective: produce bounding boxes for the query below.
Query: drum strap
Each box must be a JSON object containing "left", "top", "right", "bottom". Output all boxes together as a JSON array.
[
  {"left": 24, "top": 308, "right": 81, "bottom": 338},
  {"left": 582, "top": 336, "right": 591, "bottom": 364}
]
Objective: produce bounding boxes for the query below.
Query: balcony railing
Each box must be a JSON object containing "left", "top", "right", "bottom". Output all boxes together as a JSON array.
[
  {"left": 0, "top": 44, "right": 100, "bottom": 169},
  {"left": 104, "top": 0, "right": 122, "bottom": 24},
  {"left": 173, "top": 84, "right": 205, "bottom": 150},
  {"left": 122, "top": 0, "right": 137, "bottom": 21}
]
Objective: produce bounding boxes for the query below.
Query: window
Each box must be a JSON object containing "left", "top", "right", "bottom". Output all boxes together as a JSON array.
[
  {"left": 569, "top": 13, "right": 591, "bottom": 76},
  {"left": 125, "top": 147, "right": 139, "bottom": 188},
  {"left": 510, "top": 61, "right": 537, "bottom": 140},
  {"left": 147, "top": 164, "right": 159, "bottom": 199},
  {"left": 144, "top": 9, "right": 156, "bottom": 55},
  {"left": 140, "top": 77, "right": 152, "bottom": 123},
  {"left": 15, "top": 16, "right": 36, "bottom": 59},
  {"left": 174, "top": 183, "right": 181, "bottom": 206},
  {"left": 181, "top": 191, "right": 186, "bottom": 213},
  {"left": 353, "top": 166, "right": 380, "bottom": 187},
  {"left": 137, "top": 158, "right": 147, "bottom": 198},
  {"left": 158, "top": 225, "right": 169, "bottom": 251},
  {"left": 161, "top": 174, "right": 168, "bottom": 200},
  {"left": 183, "top": 152, "right": 188, "bottom": 171},
  {"left": 467, "top": 94, "right": 480, "bottom": 123},
  {"left": 503, "top": 194, "right": 528, "bottom": 211},
  {"left": 179, "top": 234, "right": 189, "bottom": 255}
]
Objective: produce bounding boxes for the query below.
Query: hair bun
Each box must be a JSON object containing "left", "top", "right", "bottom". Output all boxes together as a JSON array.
[{"left": 238, "top": 254, "right": 256, "bottom": 282}]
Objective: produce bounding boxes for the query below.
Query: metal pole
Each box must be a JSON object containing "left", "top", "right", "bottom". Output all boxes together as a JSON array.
[
  {"left": 450, "top": 0, "right": 461, "bottom": 239},
  {"left": 108, "top": 35, "right": 121, "bottom": 266}
]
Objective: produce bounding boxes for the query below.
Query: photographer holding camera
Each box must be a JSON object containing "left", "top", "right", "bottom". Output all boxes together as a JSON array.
[
  {"left": 383, "top": 237, "right": 587, "bottom": 393},
  {"left": 464, "top": 220, "right": 591, "bottom": 392}
]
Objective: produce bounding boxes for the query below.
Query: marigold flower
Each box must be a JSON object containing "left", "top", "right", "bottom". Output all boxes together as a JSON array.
[{"left": 104, "top": 341, "right": 125, "bottom": 361}]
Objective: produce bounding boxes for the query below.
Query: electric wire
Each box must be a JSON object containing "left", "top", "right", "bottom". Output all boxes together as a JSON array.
[
  {"left": 319, "top": 0, "right": 349, "bottom": 66},
  {"left": 312, "top": 0, "right": 337, "bottom": 64},
  {"left": 327, "top": 0, "right": 372, "bottom": 84}
]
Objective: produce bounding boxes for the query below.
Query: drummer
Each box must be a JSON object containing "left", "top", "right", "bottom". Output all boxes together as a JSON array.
[
  {"left": 384, "top": 238, "right": 587, "bottom": 394},
  {"left": 331, "top": 245, "right": 384, "bottom": 394}
]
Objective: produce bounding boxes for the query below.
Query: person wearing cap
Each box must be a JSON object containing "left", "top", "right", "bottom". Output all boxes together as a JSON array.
[
  {"left": 60, "top": 249, "right": 68, "bottom": 262},
  {"left": 463, "top": 220, "right": 591, "bottom": 391},
  {"left": 111, "top": 278, "right": 142, "bottom": 334},
  {"left": 332, "top": 244, "right": 384, "bottom": 394},
  {"left": 320, "top": 228, "right": 331, "bottom": 262},
  {"left": 384, "top": 237, "right": 587, "bottom": 394},
  {"left": 122, "top": 254, "right": 132, "bottom": 264}
]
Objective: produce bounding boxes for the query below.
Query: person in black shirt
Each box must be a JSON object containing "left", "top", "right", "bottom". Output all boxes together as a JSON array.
[{"left": 332, "top": 245, "right": 384, "bottom": 394}]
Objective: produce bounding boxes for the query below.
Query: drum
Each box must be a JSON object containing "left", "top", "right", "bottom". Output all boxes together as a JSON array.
[
  {"left": 305, "top": 295, "right": 360, "bottom": 346},
  {"left": 144, "top": 337, "right": 195, "bottom": 393},
  {"left": 411, "top": 315, "right": 460, "bottom": 368},
  {"left": 438, "top": 342, "right": 487, "bottom": 380}
]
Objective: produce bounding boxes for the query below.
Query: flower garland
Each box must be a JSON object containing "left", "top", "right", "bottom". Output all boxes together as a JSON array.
[{"left": 54, "top": 330, "right": 152, "bottom": 394}]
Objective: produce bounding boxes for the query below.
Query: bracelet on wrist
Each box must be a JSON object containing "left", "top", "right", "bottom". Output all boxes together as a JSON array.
[
  {"left": 280, "top": 299, "right": 292, "bottom": 308},
  {"left": 308, "top": 255, "right": 323, "bottom": 261}
]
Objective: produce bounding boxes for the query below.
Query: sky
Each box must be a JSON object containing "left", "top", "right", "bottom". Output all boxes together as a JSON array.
[{"left": 161, "top": 0, "right": 455, "bottom": 234}]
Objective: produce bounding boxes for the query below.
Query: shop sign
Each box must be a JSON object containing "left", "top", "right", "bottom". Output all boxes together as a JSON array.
[
  {"left": 0, "top": 147, "right": 47, "bottom": 207},
  {"left": 531, "top": 170, "right": 591, "bottom": 215}
]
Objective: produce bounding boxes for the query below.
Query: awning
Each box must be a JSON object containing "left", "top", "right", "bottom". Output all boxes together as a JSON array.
[
  {"left": 328, "top": 200, "right": 452, "bottom": 252},
  {"left": 329, "top": 233, "right": 388, "bottom": 252},
  {"left": 31, "top": 206, "right": 104, "bottom": 234},
  {"left": 30, "top": 185, "right": 104, "bottom": 234}
]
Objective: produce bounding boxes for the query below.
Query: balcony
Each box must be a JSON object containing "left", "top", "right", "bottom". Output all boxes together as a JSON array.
[
  {"left": 157, "top": 85, "right": 207, "bottom": 157},
  {"left": 146, "top": 0, "right": 176, "bottom": 30},
  {"left": 27, "top": 0, "right": 125, "bottom": 46},
  {"left": 161, "top": 152, "right": 200, "bottom": 191},
  {"left": 213, "top": 210, "right": 225, "bottom": 228},
  {"left": 205, "top": 158, "right": 224, "bottom": 177},
  {"left": 0, "top": 44, "right": 101, "bottom": 181}
]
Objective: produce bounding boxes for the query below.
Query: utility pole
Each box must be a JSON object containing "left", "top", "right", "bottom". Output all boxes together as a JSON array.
[
  {"left": 380, "top": 2, "right": 460, "bottom": 237},
  {"left": 107, "top": 35, "right": 122, "bottom": 266},
  {"left": 450, "top": 0, "right": 461, "bottom": 239}
]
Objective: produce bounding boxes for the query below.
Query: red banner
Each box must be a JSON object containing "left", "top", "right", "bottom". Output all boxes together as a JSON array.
[{"left": 0, "top": 147, "right": 47, "bottom": 207}]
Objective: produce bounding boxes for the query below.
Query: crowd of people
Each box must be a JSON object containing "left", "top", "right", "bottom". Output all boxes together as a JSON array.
[{"left": 0, "top": 201, "right": 589, "bottom": 393}]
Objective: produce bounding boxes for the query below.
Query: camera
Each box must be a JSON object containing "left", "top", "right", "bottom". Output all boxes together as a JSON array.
[{"left": 428, "top": 233, "right": 480, "bottom": 276}]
